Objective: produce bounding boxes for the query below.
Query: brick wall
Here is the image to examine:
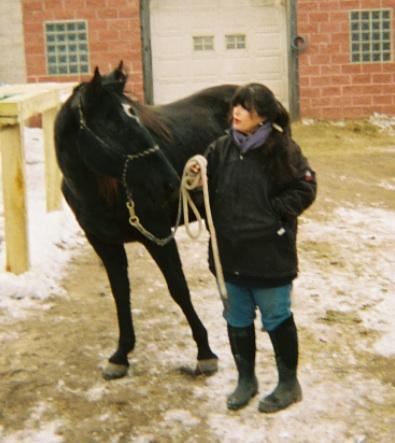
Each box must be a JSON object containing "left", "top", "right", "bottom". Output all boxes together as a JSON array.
[
  {"left": 22, "top": 0, "right": 144, "bottom": 100},
  {"left": 298, "top": 0, "right": 395, "bottom": 119}
]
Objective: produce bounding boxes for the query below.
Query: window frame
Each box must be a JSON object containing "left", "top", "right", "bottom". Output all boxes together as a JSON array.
[
  {"left": 192, "top": 35, "right": 215, "bottom": 51},
  {"left": 44, "top": 20, "right": 90, "bottom": 76},
  {"left": 349, "top": 9, "right": 392, "bottom": 64},
  {"left": 225, "top": 34, "right": 247, "bottom": 50}
]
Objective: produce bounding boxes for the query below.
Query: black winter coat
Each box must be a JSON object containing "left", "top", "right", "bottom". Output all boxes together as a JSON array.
[{"left": 206, "top": 129, "right": 317, "bottom": 285}]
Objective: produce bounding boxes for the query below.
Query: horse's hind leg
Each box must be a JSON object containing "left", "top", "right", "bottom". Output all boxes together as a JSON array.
[
  {"left": 86, "top": 234, "right": 134, "bottom": 379},
  {"left": 144, "top": 239, "right": 218, "bottom": 375}
]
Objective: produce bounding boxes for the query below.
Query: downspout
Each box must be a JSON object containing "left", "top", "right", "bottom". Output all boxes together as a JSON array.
[
  {"left": 287, "top": 0, "right": 300, "bottom": 121},
  {"left": 140, "top": 0, "right": 154, "bottom": 104}
]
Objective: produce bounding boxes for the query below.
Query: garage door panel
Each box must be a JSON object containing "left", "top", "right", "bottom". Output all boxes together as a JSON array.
[{"left": 150, "top": 0, "right": 288, "bottom": 106}]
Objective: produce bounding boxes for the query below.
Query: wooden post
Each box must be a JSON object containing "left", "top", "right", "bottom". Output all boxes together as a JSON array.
[
  {"left": 0, "top": 124, "right": 30, "bottom": 274},
  {"left": 42, "top": 106, "right": 62, "bottom": 212}
]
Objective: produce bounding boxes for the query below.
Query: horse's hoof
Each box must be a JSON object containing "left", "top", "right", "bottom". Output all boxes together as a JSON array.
[
  {"left": 196, "top": 358, "right": 218, "bottom": 375},
  {"left": 102, "top": 362, "right": 129, "bottom": 380}
]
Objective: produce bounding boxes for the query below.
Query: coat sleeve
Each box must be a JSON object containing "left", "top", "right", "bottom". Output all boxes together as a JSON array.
[
  {"left": 204, "top": 139, "right": 220, "bottom": 182},
  {"left": 271, "top": 141, "right": 317, "bottom": 218}
]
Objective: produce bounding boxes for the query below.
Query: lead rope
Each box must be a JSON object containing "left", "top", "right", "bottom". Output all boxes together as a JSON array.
[
  {"left": 123, "top": 152, "right": 227, "bottom": 307},
  {"left": 181, "top": 155, "right": 228, "bottom": 307}
]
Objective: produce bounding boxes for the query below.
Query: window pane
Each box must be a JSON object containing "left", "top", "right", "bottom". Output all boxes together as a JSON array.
[
  {"left": 45, "top": 20, "right": 90, "bottom": 75},
  {"left": 349, "top": 9, "right": 392, "bottom": 64},
  {"left": 226, "top": 34, "right": 246, "bottom": 50},
  {"left": 193, "top": 36, "right": 214, "bottom": 51}
]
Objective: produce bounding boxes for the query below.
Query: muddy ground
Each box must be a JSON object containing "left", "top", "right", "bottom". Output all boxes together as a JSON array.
[{"left": 0, "top": 120, "right": 394, "bottom": 442}]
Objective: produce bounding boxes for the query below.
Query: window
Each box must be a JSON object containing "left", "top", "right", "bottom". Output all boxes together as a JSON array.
[
  {"left": 45, "top": 21, "right": 90, "bottom": 75},
  {"left": 193, "top": 36, "right": 214, "bottom": 51},
  {"left": 226, "top": 34, "right": 246, "bottom": 50},
  {"left": 350, "top": 9, "right": 392, "bottom": 63}
]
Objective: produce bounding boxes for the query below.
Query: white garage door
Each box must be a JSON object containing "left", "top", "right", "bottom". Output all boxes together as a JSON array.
[{"left": 150, "top": 0, "right": 289, "bottom": 106}]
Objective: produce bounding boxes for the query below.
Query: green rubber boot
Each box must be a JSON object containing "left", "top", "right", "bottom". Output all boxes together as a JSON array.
[
  {"left": 258, "top": 315, "right": 302, "bottom": 413},
  {"left": 227, "top": 324, "right": 258, "bottom": 410}
]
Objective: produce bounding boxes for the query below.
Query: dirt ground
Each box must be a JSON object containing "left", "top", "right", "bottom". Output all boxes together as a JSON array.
[{"left": 0, "top": 120, "right": 394, "bottom": 443}]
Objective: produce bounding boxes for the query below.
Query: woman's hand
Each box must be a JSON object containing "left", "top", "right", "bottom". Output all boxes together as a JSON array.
[{"left": 189, "top": 162, "right": 201, "bottom": 175}]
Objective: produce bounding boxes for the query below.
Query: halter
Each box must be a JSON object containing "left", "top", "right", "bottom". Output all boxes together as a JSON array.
[{"left": 78, "top": 94, "right": 182, "bottom": 246}]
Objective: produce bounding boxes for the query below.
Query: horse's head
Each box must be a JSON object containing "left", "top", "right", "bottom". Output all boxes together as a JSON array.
[{"left": 76, "top": 66, "right": 180, "bottom": 215}]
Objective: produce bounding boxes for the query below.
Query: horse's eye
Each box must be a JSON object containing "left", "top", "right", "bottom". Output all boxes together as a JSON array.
[{"left": 122, "top": 104, "right": 140, "bottom": 123}]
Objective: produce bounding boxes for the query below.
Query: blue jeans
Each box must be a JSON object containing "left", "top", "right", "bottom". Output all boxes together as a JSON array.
[{"left": 224, "top": 281, "right": 292, "bottom": 332}]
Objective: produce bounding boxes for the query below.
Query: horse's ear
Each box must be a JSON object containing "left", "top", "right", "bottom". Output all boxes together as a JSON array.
[
  {"left": 84, "top": 66, "right": 103, "bottom": 105},
  {"left": 113, "top": 61, "right": 127, "bottom": 87},
  {"left": 102, "top": 61, "right": 127, "bottom": 93},
  {"left": 92, "top": 66, "right": 102, "bottom": 86}
]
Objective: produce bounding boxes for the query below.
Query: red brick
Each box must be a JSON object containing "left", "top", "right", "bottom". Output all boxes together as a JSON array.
[
  {"left": 331, "top": 54, "right": 349, "bottom": 64},
  {"left": 319, "top": 0, "right": 341, "bottom": 11},
  {"left": 97, "top": 9, "right": 118, "bottom": 19},
  {"left": 321, "top": 86, "right": 342, "bottom": 97},
  {"left": 352, "top": 96, "right": 372, "bottom": 106},
  {"left": 352, "top": 74, "right": 371, "bottom": 84},
  {"left": 309, "top": 12, "right": 330, "bottom": 22},
  {"left": 383, "top": 63, "right": 395, "bottom": 73},
  {"left": 299, "top": 2, "right": 319, "bottom": 11},
  {"left": 330, "top": 75, "right": 352, "bottom": 85},
  {"left": 329, "top": 12, "right": 347, "bottom": 22},
  {"left": 43, "top": 0, "right": 64, "bottom": 9},
  {"left": 311, "top": 97, "right": 332, "bottom": 107},
  {"left": 364, "top": 84, "right": 385, "bottom": 95},
  {"left": 330, "top": 33, "right": 348, "bottom": 44},
  {"left": 321, "top": 64, "right": 342, "bottom": 75},
  {"left": 320, "top": 22, "right": 341, "bottom": 33},
  {"left": 343, "top": 107, "right": 365, "bottom": 119},
  {"left": 361, "top": 64, "right": 383, "bottom": 74},
  {"left": 299, "top": 22, "right": 319, "bottom": 33},
  {"left": 98, "top": 29, "right": 120, "bottom": 40},
  {"left": 86, "top": 0, "right": 107, "bottom": 7},
  {"left": 342, "top": 64, "right": 362, "bottom": 74},
  {"left": 63, "top": 0, "right": 85, "bottom": 7},
  {"left": 372, "top": 73, "right": 392, "bottom": 83},
  {"left": 23, "top": 1, "right": 44, "bottom": 13},
  {"left": 341, "top": 1, "right": 361, "bottom": 9},
  {"left": 342, "top": 85, "right": 366, "bottom": 96},
  {"left": 300, "top": 87, "right": 320, "bottom": 98},
  {"left": 372, "top": 95, "right": 393, "bottom": 105},
  {"left": 380, "top": 105, "right": 395, "bottom": 114},
  {"left": 309, "top": 54, "right": 332, "bottom": 64},
  {"left": 310, "top": 76, "right": 332, "bottom": 86}
]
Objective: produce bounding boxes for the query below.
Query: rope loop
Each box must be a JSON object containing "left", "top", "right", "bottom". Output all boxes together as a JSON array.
[{"left": 181, "top": 155, "right": 227, "bottom": 305}]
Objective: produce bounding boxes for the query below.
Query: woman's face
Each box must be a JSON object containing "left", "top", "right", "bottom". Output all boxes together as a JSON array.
[{"left": 232, "top": 104, "right": 265, "bottom": 134}]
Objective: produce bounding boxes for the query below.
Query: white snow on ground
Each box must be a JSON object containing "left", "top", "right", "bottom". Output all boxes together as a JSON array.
[
  {"left": 0, "top": 403, "right": 63, "bottom": 443},
  {"left": 0, "top": 128, "right": 83, "bottom": 319},
  {"left": 0, "top": 125, "right": 394, "bottom": 442}
]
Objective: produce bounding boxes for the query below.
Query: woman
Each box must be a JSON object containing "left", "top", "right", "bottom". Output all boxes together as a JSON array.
[{"left": 193, "top": 83, "right": 317, "bottom": 413}]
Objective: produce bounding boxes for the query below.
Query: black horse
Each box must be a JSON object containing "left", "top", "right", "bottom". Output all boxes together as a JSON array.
[{"left": 55, "top": 62, "right": 237, "bottom": 379}]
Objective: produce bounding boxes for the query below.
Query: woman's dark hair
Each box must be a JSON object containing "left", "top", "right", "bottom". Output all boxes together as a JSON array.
[
  {"left": 232, "top": 83, "right": 295, "bottom": 184},
  {"left": 231, "top": 83, "right": 291, "bottom": 136}
]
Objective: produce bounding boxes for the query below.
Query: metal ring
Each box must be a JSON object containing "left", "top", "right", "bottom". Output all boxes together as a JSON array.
[{"left": 291, "top": 35, "right": 308, "bottom": 51}]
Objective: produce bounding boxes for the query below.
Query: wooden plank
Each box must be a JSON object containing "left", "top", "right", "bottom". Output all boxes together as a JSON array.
[
  {"left": 0, "top": 83, "right": 76, "bottom": 123},
  {"left": 0, "top": 124, "right": 30, "bottom": 274},
  {"left": 0, "top": 90, "right": 59, "bottom": 121},
  {"left": 42, "top": 106, "right": 62, "bottom": 212}
]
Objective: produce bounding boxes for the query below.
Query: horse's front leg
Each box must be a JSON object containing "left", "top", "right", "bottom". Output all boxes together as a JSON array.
[
  {"left": 144, "top": 239, "right": 218, "bottom": 375},
  {"left": 86, "top": 234, "right": 134, "bottom": 380}
]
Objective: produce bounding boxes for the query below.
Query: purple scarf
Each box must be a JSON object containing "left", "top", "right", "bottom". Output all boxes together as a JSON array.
[{"left": 231, "top": 121, "right": 272, "bottom": 154}]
